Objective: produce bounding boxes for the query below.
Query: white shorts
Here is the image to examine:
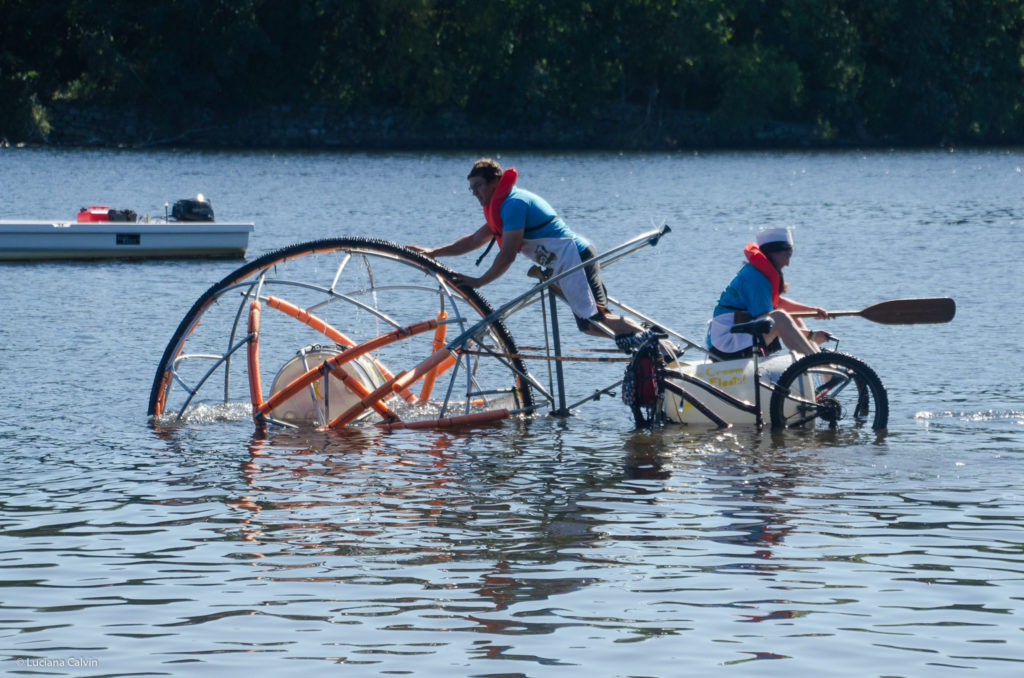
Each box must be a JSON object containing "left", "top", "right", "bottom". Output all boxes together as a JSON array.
[
  {"left": 708, "top": 312, "right": 755, "bottom": 353},
  {"left": 521, "top": 237, "right": 599, "bottom": 319}
]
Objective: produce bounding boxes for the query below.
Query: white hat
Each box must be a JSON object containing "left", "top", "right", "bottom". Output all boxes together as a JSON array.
[{"left": 756, "top": 227, "right": 794, "bottom": 247}]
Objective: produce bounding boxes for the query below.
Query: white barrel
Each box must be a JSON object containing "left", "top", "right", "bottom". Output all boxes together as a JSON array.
[
  {"left": 269, "top": 346, "right": 385, "bottom": 425},
  {"left": 663, "top": 352, "right": 810, "bottom": 425}
]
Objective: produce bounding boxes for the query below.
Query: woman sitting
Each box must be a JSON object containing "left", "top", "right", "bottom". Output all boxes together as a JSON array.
[{"left": 706, "top": 228, "right": 832, "bottom": 361}]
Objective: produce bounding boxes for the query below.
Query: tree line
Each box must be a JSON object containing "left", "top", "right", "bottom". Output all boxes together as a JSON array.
[{"left": 2, "top": 0, "right": 1023, "bottom": 147}]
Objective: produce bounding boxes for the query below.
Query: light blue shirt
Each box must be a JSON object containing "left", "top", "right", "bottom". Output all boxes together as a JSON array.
[
  {"left": 706, "top": 263, "right": 775, "bottom": 350},
  {"left": 712, "top": 263, "right": 774, "bottom": 319},
  {"left": 500, "top": 187, "right": 590, "bottom": 253}
]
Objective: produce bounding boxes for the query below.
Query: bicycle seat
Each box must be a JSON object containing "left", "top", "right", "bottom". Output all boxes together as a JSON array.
[{"left": 730, "top": 317, "right": 773, "bottom": 336}]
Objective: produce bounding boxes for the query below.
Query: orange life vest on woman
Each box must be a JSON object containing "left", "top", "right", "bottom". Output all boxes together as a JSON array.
[
  {"left": 482, "top": 168, "right": 518, "bottom": 248},
  {"left": 743, "top": 242, "right": 781, "bottom": 308}
]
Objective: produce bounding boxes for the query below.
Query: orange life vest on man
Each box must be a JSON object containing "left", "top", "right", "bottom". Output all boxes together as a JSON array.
[
  {"left": 482, "top": 168, "right": 518, "bottom": 248},
  {"left": 743, "top": 242, "right": 781, "bottom": 308}
]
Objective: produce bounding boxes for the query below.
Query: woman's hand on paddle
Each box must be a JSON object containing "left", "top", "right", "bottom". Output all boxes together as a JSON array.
[{"left": 779, "top": 297, "right": 830, "bottom": 319}]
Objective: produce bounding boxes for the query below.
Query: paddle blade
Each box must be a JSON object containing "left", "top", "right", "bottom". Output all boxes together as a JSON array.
[{"left": 859, "top": 297, "right": 956, "bottom": 324}]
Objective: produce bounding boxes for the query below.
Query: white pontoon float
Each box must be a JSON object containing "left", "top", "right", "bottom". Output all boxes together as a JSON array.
[
  {"left": 0, "top": 220, "right": 254, "bottom": 261},
  {"left": 2, "top": 200, "right": 252, "bottom": 261}
]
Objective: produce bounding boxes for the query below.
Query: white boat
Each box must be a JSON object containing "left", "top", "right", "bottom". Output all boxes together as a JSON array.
[{"left": 0, "top": 219, "right": 254, "bottom": 261}]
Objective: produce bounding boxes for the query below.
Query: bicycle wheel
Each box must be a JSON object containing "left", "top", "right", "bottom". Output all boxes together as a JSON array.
[
  {"left": 768, "top": 351, "right": 888, "bottom": 430},
  {"left": 148, "top": 238, "right": 535, "bottom": 429}
]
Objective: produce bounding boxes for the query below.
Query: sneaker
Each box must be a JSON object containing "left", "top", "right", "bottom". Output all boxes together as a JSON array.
[
  {"left": 615, "top": 330, "right": 653, "bottom": 354},
  {"left": 615, "top": 333, "right": 638, "bottom": 353},
  {"left": 618, "top": 329, "right": 659, "bottom": 356}
]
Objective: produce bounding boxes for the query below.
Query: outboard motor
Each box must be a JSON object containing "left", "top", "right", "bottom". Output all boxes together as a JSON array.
[{"left": 171, "top": 193, "right": 214, "bottom": 221}]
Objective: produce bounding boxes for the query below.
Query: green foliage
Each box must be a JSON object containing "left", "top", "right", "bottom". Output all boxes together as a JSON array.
[
  {"left": 1, "top": 0, "right": 1022, "bottom": 144},
  {"left": 0, "top": 0, "right": 72, "bottom": 139},
  {"left": 713, "top": 43, "right": 804, "bottom": 128}
]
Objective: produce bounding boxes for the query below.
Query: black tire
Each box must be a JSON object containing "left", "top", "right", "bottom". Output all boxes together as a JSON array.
[
  {"left": 768, "top": 351, "right": 888, "bottom": 430},
  {"left": 622, "top": 350, "right": 658, "bottom": 428},
  {"left": 148, "top": 237, "right": 534, "bottom": 421}
]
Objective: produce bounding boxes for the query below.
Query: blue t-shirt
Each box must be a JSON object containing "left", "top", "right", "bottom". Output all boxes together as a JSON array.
[
  {"left": 500, "top": 187, "right": 590, "bottom": 253},
  {"left": 712, "top": 263, "right": 773, "bottom": 319}
]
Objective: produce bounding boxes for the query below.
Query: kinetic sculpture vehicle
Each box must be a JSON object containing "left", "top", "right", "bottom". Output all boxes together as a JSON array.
[{"left": 148, "top": 227, "right": 954, "bottom": 431}]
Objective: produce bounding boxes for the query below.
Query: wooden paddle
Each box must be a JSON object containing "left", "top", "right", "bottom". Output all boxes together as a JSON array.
[{"left": 793, "top": 297, "right": 956, "bottom": 325}]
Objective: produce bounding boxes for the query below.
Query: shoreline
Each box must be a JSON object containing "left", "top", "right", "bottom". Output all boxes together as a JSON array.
[{"left": 9, "top": 102, "right": 972, "bottom": 152}]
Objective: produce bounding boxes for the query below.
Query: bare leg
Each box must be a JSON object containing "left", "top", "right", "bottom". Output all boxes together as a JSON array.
[
  {"left": 583, "top": 313, "right": 643, "bottom": 339},
  {"left": 764, "top": 309, "right": 818, "bottom": 356},
  {"left": 536, "top": 270, "right": 644, "bottom": 341},
  {"left": 791, "top": 317, "right": 834, "bottom": 345}
]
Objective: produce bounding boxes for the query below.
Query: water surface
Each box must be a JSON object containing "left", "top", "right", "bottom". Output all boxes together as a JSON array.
[{"left": 1, "top": 147, "right": 1022, "bottom": 676}]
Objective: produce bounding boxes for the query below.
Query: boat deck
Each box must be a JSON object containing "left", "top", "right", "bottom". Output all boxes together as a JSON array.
[{"left": 0, "top": 220, "right": 255, "bottom": 261}]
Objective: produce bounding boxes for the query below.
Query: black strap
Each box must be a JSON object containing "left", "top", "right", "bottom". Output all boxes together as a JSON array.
[
  {"left": 525, "top": 216, "right": 555, "bottom": 232},
  {"left": 475, "top": 237, "right": 496, "bottom": 266},
  {"left": 475, "top": 217, "right": 555, "bottom": 266}
]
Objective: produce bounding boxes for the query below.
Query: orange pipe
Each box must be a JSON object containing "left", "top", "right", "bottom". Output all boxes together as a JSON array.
[
  {"left": 328, "top": 348, "right": 451, "bottom": 428},
  {"left": 412, "top": 354, "right": 457, "bottom": 404},
  {"left": 331, "top": 319, "right": 439, "bottom": 366},
  {"left": 376, "top": 408, "right": 510, "bottom": 431},
  {"left": 257, "top": 319, "right": 437, "bottom": 421},
  {"left": 329, "top": 366, "right": 397, "bottom": 420},
  {"left": 434, "top": 355, "right": 457, "bottom": 378},
  {"left": 391, "top": 348, "right": 455, "bottom": 394},
  {"left": 247, "top": 300, "right": 264, "bottom": 410},
  {"left": 254, "top": 359, "right": 397, "bottom": 422},
  {"left": 255, "top": 359, "right": 327, "bottom": 417},
  {"left": 328, "top": 374, "right": 405, "bottom": 429},
  {"left": 419, "top": 310, "right": 448, "bottom": 401},
  {"left": 264, "top": 295, "right": 419, "bottom": 403},
  {"left": 265, "top": 295, "right": 356, "bottom": 346}
]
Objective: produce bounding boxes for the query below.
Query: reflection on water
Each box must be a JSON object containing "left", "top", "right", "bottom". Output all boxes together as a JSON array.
[{"left": 3, "top": 411, "right": 1022, "bottom": 674}]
